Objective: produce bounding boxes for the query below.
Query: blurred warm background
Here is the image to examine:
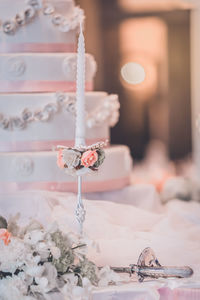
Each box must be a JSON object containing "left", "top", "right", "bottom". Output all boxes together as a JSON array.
[{"left": 76, "top": 0, "right": 198, "bottom": 178}]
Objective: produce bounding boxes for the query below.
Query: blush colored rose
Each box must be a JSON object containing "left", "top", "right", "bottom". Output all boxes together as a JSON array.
[
  {"left": 81, "top": 150, "right": 98, "bottom": 168},
  {"left": 57, "top": 149, "right": 65, "bottom": 169},
  {"left": 0, "top": 229, "right": 11, "bottom": 245}
]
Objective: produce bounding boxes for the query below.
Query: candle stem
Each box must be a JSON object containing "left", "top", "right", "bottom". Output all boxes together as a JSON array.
[{"left": 75, "top": 176, "right": 86, "bottom": 235}]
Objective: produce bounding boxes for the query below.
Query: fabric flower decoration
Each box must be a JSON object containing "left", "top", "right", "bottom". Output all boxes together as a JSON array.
[
  {"left": 0, "top": 216, "right": 8, "bottom": 229},
  {"left": 0, "top": 229, "right": 11, "bottom": 245},
  {"left": 81, "top": 150, "right": 98, "bottom": 168},
  {"left": 62, "top": 149, "right": 81, "bottom": 169},
  {"left": 93, "top": 149, "right": 105, "bottom": 168},
  {"left": 57, "top": 141, "right": 106, "bottom": 175},
  {"left": 57, "top": 149, "right": 65, "bottom": 169}
]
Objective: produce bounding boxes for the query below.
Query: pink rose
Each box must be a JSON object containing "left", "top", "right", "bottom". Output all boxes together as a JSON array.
[
  {"left": 57, "top": 149, "right": 65, "bottom": 169},
  {"left": 81, "top": 150, "right": 98, "bottom": 168},
  {"left": 0, "top": 229, "right": 11, "bottom": 245}
]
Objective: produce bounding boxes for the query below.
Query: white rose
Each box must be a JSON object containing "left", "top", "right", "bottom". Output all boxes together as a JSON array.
[
  {"left": 50, "top": 246, "right": 61, "bottom": 259},
  {"left": 35, "top": 276, "right": 48, "bottom": 288},
  {"left": 25, "top": 265, "right": 44, "bottom": 277},
  {"left": 62, "top": 149, "right": 81, "bottom": 169},
  {"left": 24, "top": 230, "right": 44, "bottom": 245}
]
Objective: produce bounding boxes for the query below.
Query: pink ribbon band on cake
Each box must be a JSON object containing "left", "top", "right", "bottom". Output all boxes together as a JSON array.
[
  {"left": 0, "top": 81, "right": 93, "bottom": 93},
  {"left": 0, "top": 43, "right": 76, "bottom": 53},
  {"left": 0, "top": 138, "right": 109, "bottom": 152},
  {"left": 0, "top": 177, "right": 130, "bottom": 193}
]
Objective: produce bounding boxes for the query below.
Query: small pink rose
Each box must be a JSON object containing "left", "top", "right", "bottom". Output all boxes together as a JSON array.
[
  {"left": 57, "top": 149, "right": 65, "bottom": 169},
  {"left": 0, "top": 229, "right": 11, "bottom": 246},
  {"left": 81, "top": 150, "right": 98, "bottom": 168}
]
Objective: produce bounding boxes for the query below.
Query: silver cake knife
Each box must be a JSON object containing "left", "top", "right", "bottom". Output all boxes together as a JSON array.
[{"left": 110, "top": 247, "right": 193, "bottom": 282}]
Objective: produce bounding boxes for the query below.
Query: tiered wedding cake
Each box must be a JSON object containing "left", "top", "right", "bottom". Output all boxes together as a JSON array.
[{"left": 0, "top": 0, "right": 132, "bottom": 193}]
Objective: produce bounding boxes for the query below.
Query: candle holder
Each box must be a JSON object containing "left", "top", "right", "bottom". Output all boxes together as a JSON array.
[
  {"left": 57, "top": 141, "right": 107, "bottom": 234},
  {"left": 76, "top": 176, "right": 86, "bottom": 235},
  {"left": 56, "top": 22, "right": 107, "bottom": 235}
]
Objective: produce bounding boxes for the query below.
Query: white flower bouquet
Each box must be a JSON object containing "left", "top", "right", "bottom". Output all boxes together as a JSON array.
[{"left": 0, "top": 216, "right": 118, "bottom": 300}]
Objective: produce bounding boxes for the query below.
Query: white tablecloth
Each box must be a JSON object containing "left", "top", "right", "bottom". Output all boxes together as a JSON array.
[{"left": 0, "top": 184, "right": 200, "bottom": 299}]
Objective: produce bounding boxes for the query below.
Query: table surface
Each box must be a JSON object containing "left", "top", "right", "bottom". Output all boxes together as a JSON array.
[{"left": 0, "top": 185, "right": 199, "bottom": 300}]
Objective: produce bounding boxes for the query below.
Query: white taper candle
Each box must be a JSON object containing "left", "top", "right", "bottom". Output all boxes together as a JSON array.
[{"left": 75, "top": 22, "right": 86, "bottom": 147}]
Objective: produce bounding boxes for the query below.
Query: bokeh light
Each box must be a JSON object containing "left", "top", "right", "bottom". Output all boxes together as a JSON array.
[{"left": 121, "top": 62, "right": 146, "bottom": 85}]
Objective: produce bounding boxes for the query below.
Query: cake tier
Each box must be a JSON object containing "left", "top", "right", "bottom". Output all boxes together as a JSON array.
[
  {"left": 0, "top": 145, "right": 132, "bottom": 193},
  {"left": 0, "top": 92, "right": 119, "bottom": 152},
  {"left": 0, "top": 53, "right": 96, "bottom": 92},
  {"left": 0, "top": 0, "right": 82, "bottom": 53}
]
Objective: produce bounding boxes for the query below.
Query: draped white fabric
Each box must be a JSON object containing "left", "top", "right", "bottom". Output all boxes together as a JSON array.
[{"left": 0, "top": 184, "right": 200, "bottom": 299}]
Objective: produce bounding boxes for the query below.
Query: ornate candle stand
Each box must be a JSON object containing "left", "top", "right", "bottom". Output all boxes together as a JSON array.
[
  {"left": 57, "top": 142, "right": 106, "bottom": 234},
  {"left": 57, "top": 23, "right": 106, "bottom": 234}
]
